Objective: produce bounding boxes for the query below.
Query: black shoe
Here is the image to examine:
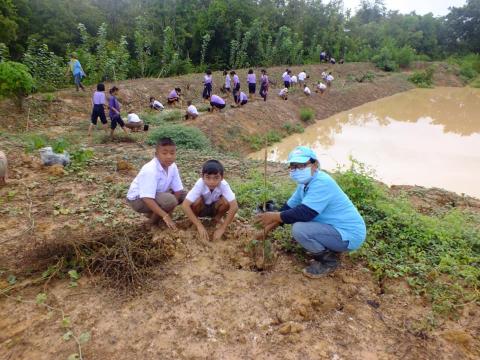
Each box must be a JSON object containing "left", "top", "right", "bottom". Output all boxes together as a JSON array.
[
  {"left": 302, "top": 259, "right": 338, "bottom": 279},
  {"left": 311, "top": 250, "right": 339, "bottom": 264}
]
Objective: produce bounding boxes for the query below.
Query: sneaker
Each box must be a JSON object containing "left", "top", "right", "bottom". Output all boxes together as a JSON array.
[{"left": 302, "top": 260, "right": 338, "bottom": 279}]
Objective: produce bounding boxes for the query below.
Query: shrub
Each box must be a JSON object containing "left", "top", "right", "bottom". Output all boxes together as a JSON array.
[
  {"left": 334, "top": 160, "right": 480, "bottom": 316},
  {"left": 147, "top": 124, "right": 210, "bottom": 150},
  {"left": 0, "top": 61, "right": 34, "bottom": 108},
  {"left": 282, "top": 123, "right": 304, "bottom": 134},
  {"left": 396, "top": 46, "right": 415, "bottom": 68},
  {"left": 409, "top": 66, "right": 435, "bottom": 88},
  {"left": 299, "top": 107, "right": 315, "bottom": 123},
  {"left": 245, "top": 130, "right": 283, "bottom": 150}
]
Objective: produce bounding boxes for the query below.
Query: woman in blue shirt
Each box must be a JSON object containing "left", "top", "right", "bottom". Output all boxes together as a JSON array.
[
  {"left": 255, "top": 146, "right": 366, "bottom": 278},
  {"left": 67, "top": 53, "right": 86, "bottom": 91}
]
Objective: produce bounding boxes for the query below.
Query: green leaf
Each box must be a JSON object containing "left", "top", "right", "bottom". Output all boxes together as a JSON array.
[
  {"left": 63, "top": 330, "right": 73, "bottom": 341},
  {"left": 7, "top": 274, "right": 16, "bottom": 285},
  {"left": 78, "top": 331, "right": 91, "bottom": 344},
  {"left": 68, "top": 270, "right": 80, "bottom": 280},
  {"left": 67, "top": 354, "right": 80, "bottom": 360},
  {"left": 62, "top": 317, "right": 71, "bottom": 328},
  {"left": 35, "top": 292, "right": 47, "bottom": 305}
]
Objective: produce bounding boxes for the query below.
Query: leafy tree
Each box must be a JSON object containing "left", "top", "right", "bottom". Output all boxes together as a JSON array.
[
  {"left": 23, "top": 39, "right": 66, "bottom": 91},
  {"left": 0, "top": 60, "right": 34, "bottom": 108}
]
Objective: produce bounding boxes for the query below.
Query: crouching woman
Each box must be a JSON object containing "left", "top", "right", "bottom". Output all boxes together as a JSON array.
[{"left": 255, "top": 146, "right": 366, "bottom": 278}]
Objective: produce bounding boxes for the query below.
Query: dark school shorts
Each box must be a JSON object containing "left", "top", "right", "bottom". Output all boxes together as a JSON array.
[
  {"left": 210, "top": 102, "right": 226, "bottom": 109},
  {"left": 91, "top": 104, "right": 107, "bottom": 125},
  {"left": 248, "top": 83, "right": 256, "bottom": 94},
  {"left": 110, "top": 114, "right": 125, "bottom": 130},
  {"left": 167, "top": 97, "right": 179, "bottom": 104},
  {"left": 240, "top": 100, "right": 247, "bottom": 105},
  {"left": 284, "top": 81, "right": 290, "bottom": 88}
]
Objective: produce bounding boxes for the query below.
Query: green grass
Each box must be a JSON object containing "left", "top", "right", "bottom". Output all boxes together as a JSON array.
[{"left": 408, "top": 66, "right": 435, "bottom": 88}]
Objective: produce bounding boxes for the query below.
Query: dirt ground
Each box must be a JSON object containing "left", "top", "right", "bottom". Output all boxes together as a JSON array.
[{"left": 1, "top": 63, "right": 478, "bottom": 360}]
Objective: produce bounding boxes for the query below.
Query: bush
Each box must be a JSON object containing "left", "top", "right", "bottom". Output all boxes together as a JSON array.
[
  {"left": 299, "top": 107, "right": 315, "bottom": 122},
  {"left": 0, "top": 61, "right": 34, "bottom": 108},
  {"left": 147, "top": 124, "right": 210, "bottom": 150},
  {"left": 334, "top": 160, "right": 480, "bottom": 316},
  {"left": 409, "top": 66, "right": 435, "bottom": 88},
  {"left": 244, "top": 130, "right": 283, "bottom": 150},
  {"left": 282, "top": 123, "right": 304, "bottom": 135},
  {"left": 396, "top": 46, "right": 415, "bottom": 68}
]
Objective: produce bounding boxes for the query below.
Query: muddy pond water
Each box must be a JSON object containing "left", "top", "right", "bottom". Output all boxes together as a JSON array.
[{"left": 251, "top": 87, "right": 480, "bottom": 198}]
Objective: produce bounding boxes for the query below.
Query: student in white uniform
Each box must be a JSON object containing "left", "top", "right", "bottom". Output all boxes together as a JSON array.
[
  {"left": 150, "top": 96, "right": 164, "bottom": 111},
  {"left": 279, "top": 87, "right": 288, "bottom": 100},
  {"left": 127, "top": 137, "right": 186, "bottom": 229},
  {"left": 316, "top": 81, "right": 327, "bottom": 94},
  {"left": 326, "top": 72, "right": 334, "bottom": 87},
  {"left": 290, "top": 74, "right": 298, "bottom": 87},
  {"left": 182, "top": 160, "right": 239, "bottom": 242},
  {"left": 125, "top": 112, "right": 144, "bottom": 132},
  {"left": 303, "top": 84, "right": 311, "bottom": 96},
  {"left": 298, "top": 70, "right": 307, "bottom": 87},
  {"left": 185, "top": 100, "right": 199, "bottom": 119}
]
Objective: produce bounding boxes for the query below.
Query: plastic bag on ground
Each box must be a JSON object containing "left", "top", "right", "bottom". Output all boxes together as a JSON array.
[{"left": 39, "top": 147, "right": 70, "bottom": 166}]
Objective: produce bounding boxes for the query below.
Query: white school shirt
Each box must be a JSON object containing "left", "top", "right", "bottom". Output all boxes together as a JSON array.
[
  {"left": 239, "top": 92, "right": 248, "bottom": 102},
  {"left": 321, "top": 72, "right": 327, "bottom": 79},
  {"left": 127, "top": 113, "right": 141, "bottom": 123},
  {"left": 187, "top": 104, "right": 198, "bottom": 115},
  {"left": 186, "top": 178, "right": 235, "bottom": 205},
  {"left": 317, "top": 82, "right": 327, "bottom": 90},
  {"left": 127, "top": 158, "right": 183, "bottom": 200},
  {"left": 326, "top": 75, "right": 334, "bottom": 82},
  {"left": 279, "top": 88, "right": 288, "bottom": 96},
  {"left": 225, "top": 74, "right": 231, "bottom": 88},
  {"left": 291, "top": 75, "right": 298, "bottom": 84},
  {"left": 153, "top": 100, "right": 164, "bottom": 109},
  {"left": 298, "top": 72, "right": 307, "bottom": 81},
  {"left": 304, "top": 87, "right": 311, "bottom": 95},
  {"left": 282, "top": 71, "right": 288, "bottom": 78}
]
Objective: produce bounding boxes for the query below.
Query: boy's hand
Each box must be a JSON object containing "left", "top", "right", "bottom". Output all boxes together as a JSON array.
[
  {"left": 213, "top": 226, "right": 226, "bottom": 241},
  {"left": 162, "top": 214, "right": 177, "bottom": 230},
  {"left": 197, "top": 223, "right": 210, "bottom": 243}
]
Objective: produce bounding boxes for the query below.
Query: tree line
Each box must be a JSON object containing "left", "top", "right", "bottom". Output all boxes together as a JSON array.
[{"left": 0, "top": 0, "right": 479, "bottom": 92}]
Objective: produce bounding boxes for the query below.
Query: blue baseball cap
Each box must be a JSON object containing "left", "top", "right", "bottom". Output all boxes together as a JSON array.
[{"left": 287, "top": 146, "right": 318, "bottom": 163}]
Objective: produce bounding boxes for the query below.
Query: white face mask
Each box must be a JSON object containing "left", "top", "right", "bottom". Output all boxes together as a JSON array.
[{"left": 289, "top": 167, "right": 313, "bottom": 184}]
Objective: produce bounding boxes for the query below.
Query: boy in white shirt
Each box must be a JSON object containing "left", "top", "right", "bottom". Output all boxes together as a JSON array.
[
  {"left": 278, "top": 87, "right": 288, "bottom": 100},
  {"left": 316, "top": 81, "right": 327, "bottom": 94},
  {"left": 326, "top": 72, "right": 334, "bottom": 87},
  {"left": 185, "top": 100, "right": 199, "bottom": 119},
  {"left": 182, "top": 160, "right": 238, "bottom": 242},
  {"left": 127, "top": 137, "right": 185, "bottom": 229},
  {"left": 298, "top": 71, "right": 307, "bottom": 87},
  {"left": 303, "top": 84, "right": 311, "bottom": 96},
  {"left": 290, "top": 74, "right": 298, "bottom": 87},
  {"left": 125, "top": 111, "right": 144, "bottom": 132},
  {"left": 150, "top": 97, "right": 164, "bottom": 111}
]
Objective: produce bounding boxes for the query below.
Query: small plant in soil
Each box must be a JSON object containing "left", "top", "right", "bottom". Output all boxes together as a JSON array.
[{"left": 299, "top": 107, "right": 315, "bottom": 123}]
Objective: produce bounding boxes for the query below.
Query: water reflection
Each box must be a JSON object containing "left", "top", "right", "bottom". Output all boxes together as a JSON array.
[{"left": 250, "top": 87, "right": 480, "bottom": 198}]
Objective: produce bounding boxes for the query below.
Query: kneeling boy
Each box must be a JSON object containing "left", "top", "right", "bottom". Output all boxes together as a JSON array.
[
  {"left": 126, "top": 137, "right": 185, "bottom": 229},
  {"left": 182, "top": 160, "right": 238, "bottom": 242}
]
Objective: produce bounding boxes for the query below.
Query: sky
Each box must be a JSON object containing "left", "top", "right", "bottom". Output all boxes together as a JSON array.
[{"left": 341, "top": 0, "right": 467, "bottom": 16}]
